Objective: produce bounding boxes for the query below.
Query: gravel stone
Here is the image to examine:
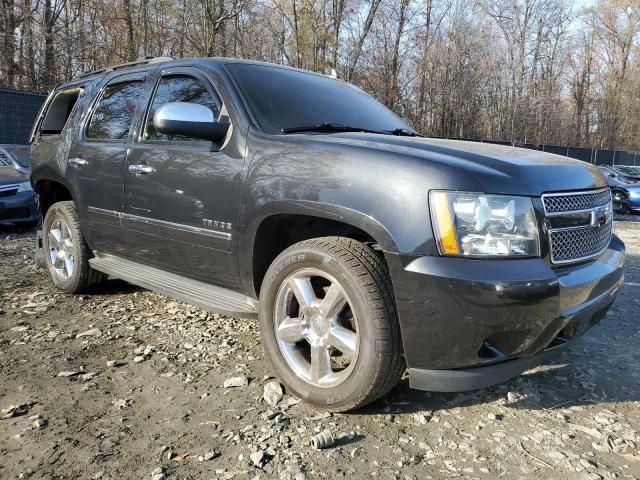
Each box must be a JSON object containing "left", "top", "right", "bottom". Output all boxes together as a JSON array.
[
  {"left": 224, "top": 376, "right": 249, "bottom": 388},
  {"left": 76, "top": 328, "right": 102, "bottom": 338},
  {"left": 1, "top": 221, "right": 638, "bottom": 479},
  {"left": 263, "top": 381, "right": 283, "bottom": 406}
]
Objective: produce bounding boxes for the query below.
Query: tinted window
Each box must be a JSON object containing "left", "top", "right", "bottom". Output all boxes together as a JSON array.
[
  {"left": 87, "top": 80, "right": 145, "bottom": 140},
  {"left": 226, "top": 63, "right": 409, "bottom": 135},
  {"left": 145, "top": 75, "right": 220, "bottom": 141}
]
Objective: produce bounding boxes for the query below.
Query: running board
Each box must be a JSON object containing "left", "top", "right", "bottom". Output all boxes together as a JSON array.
[{"left": 89, "top": 253, "right": 258, "bottom": 318}]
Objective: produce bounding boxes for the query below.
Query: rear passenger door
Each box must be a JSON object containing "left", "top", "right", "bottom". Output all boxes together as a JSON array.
[
  {"left": 123, "top": 68, "right": 244, "bottom": 289},
  {"left": 67, "top": 74, "right": 149, "bottom": 254}
]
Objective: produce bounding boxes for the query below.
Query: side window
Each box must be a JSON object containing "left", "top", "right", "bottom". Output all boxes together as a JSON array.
[
  {"left": 39, "top": 88, "right": 82, "bottom": 136},
  {"left": 144, "top": 75, "right": 221, "bottom": 142},
  {"left": 87, "top": 80, "right": 145, "bottom": 140}
]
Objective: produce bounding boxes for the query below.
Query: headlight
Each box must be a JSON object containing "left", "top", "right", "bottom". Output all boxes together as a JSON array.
[
  {"left": 17, "top": 181, "right": 33, "bottom": 192},
  {"left": 429, "top": 191, "right": 540, "bottom": 258}
]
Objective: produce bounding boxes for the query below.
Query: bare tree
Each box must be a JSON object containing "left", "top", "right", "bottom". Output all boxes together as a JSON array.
[{"left": 0, "top": 0, "right": 638, "bottom": 150}]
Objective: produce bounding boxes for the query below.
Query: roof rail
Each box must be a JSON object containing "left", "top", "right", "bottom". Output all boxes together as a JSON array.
[{"left": 78, "top": 56, "right": 174, "bottom": 78}]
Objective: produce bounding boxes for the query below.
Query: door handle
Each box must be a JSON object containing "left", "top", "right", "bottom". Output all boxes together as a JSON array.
[
  {"left": 68, "top": 157, "right": 88, "bottom": 169},
  {"left": 128, "top": 164, "right": 156, "bottom": 175}
]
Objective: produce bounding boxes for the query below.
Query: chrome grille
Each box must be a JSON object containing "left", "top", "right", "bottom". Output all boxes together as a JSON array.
[
  {"left": 549, "top": 225, "right": 612, "bottom": 263},
  {"left": 542, "top": 188, "right": 612, "bottom": 264},
  {"left": 543, "top": 188, "right": 611, "bottom": 214}
]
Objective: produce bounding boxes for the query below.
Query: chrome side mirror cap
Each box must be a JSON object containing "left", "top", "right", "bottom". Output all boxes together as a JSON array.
[{"left": 153, "top": 102, "right": 229, "bottom": 142}]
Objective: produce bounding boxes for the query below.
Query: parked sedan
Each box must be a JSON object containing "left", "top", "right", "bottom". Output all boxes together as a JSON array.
[
  {"left": 598, "top": 165, "right": 640, "bottom": 184},
  {"left": 598, "top": 166, "right": 640, "bottom": 214},
  {"left": 612, "top": 165, "right": 640, "bottom": 180},
  {"left": 0, "top": 161, "right": 39, "bottom": 226}
]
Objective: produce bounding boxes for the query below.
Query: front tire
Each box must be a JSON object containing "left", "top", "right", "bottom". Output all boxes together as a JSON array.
[
  {"left": 259, "top": 237, "right": 405, "bottom": 412},
  {"left": 42, "top": 201, "right": 103, "bottom": 293}
]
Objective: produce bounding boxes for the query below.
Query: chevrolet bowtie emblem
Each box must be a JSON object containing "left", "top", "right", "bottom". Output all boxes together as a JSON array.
[{"left": 590, "top": 204, "right": 611, "bottom": 227}]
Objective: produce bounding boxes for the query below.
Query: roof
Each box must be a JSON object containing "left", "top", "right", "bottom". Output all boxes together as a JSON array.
[{"left": 66, "top": 56, "right": 335, "bottom": 85}]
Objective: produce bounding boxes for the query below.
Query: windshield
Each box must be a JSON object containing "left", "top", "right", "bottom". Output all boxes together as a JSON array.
[
  {"left": 14, "top": 156, "right": 30, "bottom": 168},
  {"left": 618, "top": 166, "right": 639, "bottom": 175},
  {"left": 226, "top": 63, "right": 411, "bottom": 135}
]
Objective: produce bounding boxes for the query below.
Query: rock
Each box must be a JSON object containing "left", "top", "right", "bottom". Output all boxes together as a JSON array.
[
  {"left": 546, "top": 450, "right": 567, "bottom": 462},
  {"left": 263, "top": 381, "right": 283, "bottom": 406},
  {"left": 133, "top": 355, "right": 145, "bottom": 363},
  {"left": 112, "top": 398, "right": 130, "bottom": 409},
  {"left": 592, "top": 442, "right": 611, "bottom": 453},
  {"left": 106, "top": 360, "right": 118, "bottom": 367},
  {"left": 81, "top": 372, "right": 97, "bottom": 381},
  {"left": 57, "top": 371, "right": 81, "bottom": 377},
  {"left": 250, "top": 450, "right": 266, "bottom": 467},
  {"left": 351, "top": 446, "right": 364, "bottom": 458},
  {"left": 203, "top": 450, "right": 218, "bottom": 461},
  {"left": 31, "top": 417, "right": 48, "bottom": 429},
  {"left": 507, "top": 391, "right": 519, "bottom": 403},
  {"left": 573, "top": 425, "right": 604, "bottom": 439},
  {"left": 580, "top": 458, "right": 598, "bottom": 470},
  {"left": 414, "top": 411, "right": 432, "bottom": 424},
  {"left": 224, "top": 376, "right": 249, "bottom": 388},
  {"left": 76, "top": 328, "right": 102, "bottom": 338},
  {"left": 1, "top": 403, "right": 32, "bottom": 419},
  {"left": 151, "top": 467, "right": 164, "bottom": 480}
]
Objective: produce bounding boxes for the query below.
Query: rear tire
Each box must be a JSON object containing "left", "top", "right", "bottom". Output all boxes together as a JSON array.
[
  {"left": 42, "top": 201, "right": 104, "bottom": 293},
  {"left": 259, "top": 237, "right": 405, "bottom": 412}
]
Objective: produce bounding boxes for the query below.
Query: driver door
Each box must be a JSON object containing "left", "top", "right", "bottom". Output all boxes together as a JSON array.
[{"left": 123, "top": 68, "right": 243, "bottom": 289}]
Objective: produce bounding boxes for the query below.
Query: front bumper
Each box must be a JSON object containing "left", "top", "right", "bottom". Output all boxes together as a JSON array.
[
  {"left": 386, "top": 235, "right": 625, "bottom": 391},
  {"left": 0, "top": 190, "right": 39, "bottom": 224}
]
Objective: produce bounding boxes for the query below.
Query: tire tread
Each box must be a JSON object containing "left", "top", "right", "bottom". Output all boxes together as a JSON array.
[
  {"left": 44, "top": 201, "right": 104, "bottom": 293},
  {"left": 272, "top": 236, "right": 405, "bottom": 411}
]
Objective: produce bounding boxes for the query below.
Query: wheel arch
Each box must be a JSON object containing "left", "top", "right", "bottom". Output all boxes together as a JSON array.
[
  {"left": 33, "top": 177, "right": 76, "bottom": 218},
  {"left": 242, "top": 204, "right": 398, "bottom": 298}
]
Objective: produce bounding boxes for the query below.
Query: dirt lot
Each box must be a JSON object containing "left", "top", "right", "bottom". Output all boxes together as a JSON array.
[{"left": 1, "top": 219, "right": 639, "bottom": 480}]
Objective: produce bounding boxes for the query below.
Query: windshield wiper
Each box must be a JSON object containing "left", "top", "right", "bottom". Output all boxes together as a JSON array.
[
  {"left": 282, "top": 122, "right": 386, "bottom": 135},
  {"left": 387, "top": 128, "right": 423, "bottom": 137},
  {"left": 281, "top": 122, "right": 424, "bottom": 137}
]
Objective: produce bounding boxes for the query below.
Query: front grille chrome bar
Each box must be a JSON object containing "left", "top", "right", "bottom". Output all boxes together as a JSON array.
[{"left": 542, "top": 188, "right": 612, "bottom": 265}]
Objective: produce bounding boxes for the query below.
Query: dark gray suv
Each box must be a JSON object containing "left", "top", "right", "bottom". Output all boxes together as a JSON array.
[{"left": 30, "top": 57, "right": 625, "bottom": 411}]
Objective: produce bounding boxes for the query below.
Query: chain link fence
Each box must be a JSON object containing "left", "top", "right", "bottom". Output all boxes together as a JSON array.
[
  {"left": 0, "top": 88, "right": 47, "bottom": 144},
  {"left": 441, "top": 137, "right": 639, "bottom": 166},
  {"left": 0, "top": 87, "right": 639, "bottom": 166}
]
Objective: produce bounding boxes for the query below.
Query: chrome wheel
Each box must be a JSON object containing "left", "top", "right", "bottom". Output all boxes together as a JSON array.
[
  {"left": 48, "top": 218, "right": 75, "bottom": 280},
  {"left": 274, "top": 268, "right": 359, "bottom": 388}
]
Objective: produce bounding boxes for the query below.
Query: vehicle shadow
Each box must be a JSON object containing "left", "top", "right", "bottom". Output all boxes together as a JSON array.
[{"left": 84, "top": 278, "right": 144, "bottom": 295}]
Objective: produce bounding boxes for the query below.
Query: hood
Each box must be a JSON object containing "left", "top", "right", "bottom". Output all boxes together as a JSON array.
[
  {"left": 307, "top": 134, "right": 607, "bottom": 196},
  {"left": 0, "top": 165, "right": 29, "bottom": 186}
]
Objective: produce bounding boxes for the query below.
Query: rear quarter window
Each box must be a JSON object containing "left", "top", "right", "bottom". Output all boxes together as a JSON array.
[{"left": 39, "top": 88, "right": 82, "bottom": 136}]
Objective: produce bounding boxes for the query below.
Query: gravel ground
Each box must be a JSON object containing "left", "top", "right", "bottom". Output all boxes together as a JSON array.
[{"left": 1, "top": 219, "right": 639, "bottom": 480}]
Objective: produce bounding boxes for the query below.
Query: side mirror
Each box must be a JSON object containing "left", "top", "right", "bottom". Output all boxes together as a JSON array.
[{"left": 153, "top": 102, "right": 229, "bottom": 143}]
